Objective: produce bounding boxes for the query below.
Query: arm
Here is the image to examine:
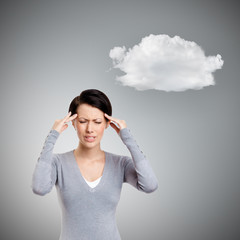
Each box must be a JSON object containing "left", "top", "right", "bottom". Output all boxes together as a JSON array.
[
  {"left": 31, "top": 111, "right": 78, "bottom": 196},
  {"left": 31, "top": 129, "right": 60, "bottom": 196},
  {"left": 120, "top": 128, "right": 158, "bottom": 193},
  {"left": 104, "top": 113, "right": 158, "bottom": 194}
]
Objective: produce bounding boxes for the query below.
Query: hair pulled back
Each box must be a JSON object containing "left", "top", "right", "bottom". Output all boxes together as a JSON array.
[{"left": 68, "top": 89, "right": 112, "bottom": 121}]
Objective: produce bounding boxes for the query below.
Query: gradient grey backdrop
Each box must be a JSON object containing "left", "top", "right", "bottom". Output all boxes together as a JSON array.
[{"left": 0, "top": 0, "right": 239, "bottom": 239}]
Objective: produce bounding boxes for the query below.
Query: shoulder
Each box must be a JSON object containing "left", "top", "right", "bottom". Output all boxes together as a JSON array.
[
  {"left": 105, "top": 151, "right": 127, "bottom": 160},
  {"left": 52, "top": 150, "right": 73, "bottom": 165},
  {"left": 105, "top": 151, "right": 131, "bottom": 167}
]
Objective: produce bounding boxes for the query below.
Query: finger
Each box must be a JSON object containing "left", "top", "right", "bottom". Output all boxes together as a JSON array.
[
  {"left": 68, "top": 113, "right": 78, "bottom": 121},
  {"left": 110, "top": 122, "right": 120, "bottom": 134},
  {"left": 63, "top": 112, "right": 77, "bottom": 123},
  {"left": 62, "top": 124, "right": 69, "bottom": 131},
  {"left": 104, "top": 113, "right": 120, "bottom": 124},
  {"left": 63, "top": 111, "right": 72, "bottom": 121},
  {"left": 104, "top": 113, "right": 112, "bottom": 120}
]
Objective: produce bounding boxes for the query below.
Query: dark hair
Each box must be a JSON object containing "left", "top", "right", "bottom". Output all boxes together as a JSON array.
[{"left": 68, "top": 89, "right": 112, "bottom": 121}]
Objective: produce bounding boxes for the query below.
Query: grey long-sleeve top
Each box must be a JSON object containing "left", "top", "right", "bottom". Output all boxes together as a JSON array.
[{"left": 31, "top": 128, "right": 158, "bottom": 240}]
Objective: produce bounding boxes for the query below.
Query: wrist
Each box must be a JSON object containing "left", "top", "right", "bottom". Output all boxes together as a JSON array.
[
  {"left": 50, "top": 129, "right": 61, "bottom": 137},
  {"left": 119, "top": 128, "right": 131, "bottom": 140}
]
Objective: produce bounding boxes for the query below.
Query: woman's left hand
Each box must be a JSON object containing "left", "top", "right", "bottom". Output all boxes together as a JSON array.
[{"left": 104, "top": 113, "right": 127, "bottom": 134}]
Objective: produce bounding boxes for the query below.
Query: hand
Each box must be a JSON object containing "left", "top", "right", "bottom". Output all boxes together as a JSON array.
[
  {"left": 104, "top": 113, "right": 127, "bottom": 134},
  {"left": 52, "top": 111, "right": 78, "bottom": 134}
]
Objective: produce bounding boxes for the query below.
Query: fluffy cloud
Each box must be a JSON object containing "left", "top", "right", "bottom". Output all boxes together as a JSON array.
[{"left": 109, "top": 34, "right": 224, "bottom": 92}]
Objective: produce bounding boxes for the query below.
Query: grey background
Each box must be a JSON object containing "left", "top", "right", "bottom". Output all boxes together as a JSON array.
[{"left": 0, "top": 0, "right": 239, "bottom": 239}]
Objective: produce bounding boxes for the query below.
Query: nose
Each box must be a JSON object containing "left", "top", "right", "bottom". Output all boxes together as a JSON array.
[{"left": 86, "top": 122, "right": 94, "bottom": 133}]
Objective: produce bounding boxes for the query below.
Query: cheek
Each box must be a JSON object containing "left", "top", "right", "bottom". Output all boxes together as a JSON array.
[
  {"left": 98, "top": 125, "right": 106, "bottom": 134},
  {"left": 76, "top": 124, "right": 84, "bottom": 131},
  {"left": 76, "top": 124, "right": 86, "bottom": 135}
]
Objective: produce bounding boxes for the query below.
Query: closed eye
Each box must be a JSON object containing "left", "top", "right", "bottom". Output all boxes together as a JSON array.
[{"left": 79, "top": 121, "right": 102, "bottom": 124}]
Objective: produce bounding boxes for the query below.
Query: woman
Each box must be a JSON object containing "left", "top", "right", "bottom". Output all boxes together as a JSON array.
[{"left": 32, "top": 89, "right": 158, "bottom": 240}]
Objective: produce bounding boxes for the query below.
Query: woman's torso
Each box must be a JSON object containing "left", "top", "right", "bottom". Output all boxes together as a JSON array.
[{"left": 53, "top": 150, "right": 125, "bottom": 240}]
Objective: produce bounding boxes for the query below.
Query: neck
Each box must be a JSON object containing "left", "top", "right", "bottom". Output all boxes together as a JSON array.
[{"left": 74, "top": 143, "right": 104, "bottom": 162}]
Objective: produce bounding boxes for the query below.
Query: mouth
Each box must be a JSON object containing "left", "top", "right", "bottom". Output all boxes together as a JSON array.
[{"left": 84, "top": 136, "right": 96, "bottom": 142}]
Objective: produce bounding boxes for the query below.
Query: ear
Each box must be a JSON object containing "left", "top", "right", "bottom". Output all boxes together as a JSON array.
[{"left": 105, "top": 120, "right": 110, "bottom": 129}]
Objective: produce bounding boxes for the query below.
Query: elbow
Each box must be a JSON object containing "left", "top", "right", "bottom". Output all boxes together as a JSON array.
[
  {"left": 31, "top": 173, "right": 55, "bottom": 196},
  {"left": 32, "top": 188, "right": 48, "bottom": 196},
  {"left": 31, "top": 184, "right": 51, "bottom": 196},
  {"left": 145, "top": 182, "right": 158, "bottom": 193},
  {"left": 138, "top": 181, "right": 158, "bottom": 194}
]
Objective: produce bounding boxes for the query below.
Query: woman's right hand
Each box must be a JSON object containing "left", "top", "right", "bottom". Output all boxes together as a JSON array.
[{"left": 51, "top": 111, "right": 78, "bottom": 134}]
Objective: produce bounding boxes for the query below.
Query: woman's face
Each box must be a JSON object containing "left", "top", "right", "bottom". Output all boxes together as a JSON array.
[{"left": 72, "top": 103, "right": 110, "bottom": 149}]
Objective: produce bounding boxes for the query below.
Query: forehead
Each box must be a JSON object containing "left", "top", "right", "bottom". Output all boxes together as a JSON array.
[{"left": 76, "top": 104, "right": 104, "bottom": 118}]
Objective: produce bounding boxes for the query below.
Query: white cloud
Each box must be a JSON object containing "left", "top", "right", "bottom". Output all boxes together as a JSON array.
[{"left": 109, "top": 34, "right": 224, "bottom": 92}]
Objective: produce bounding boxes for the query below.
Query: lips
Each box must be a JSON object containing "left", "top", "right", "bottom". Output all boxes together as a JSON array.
[{"left": 84, "top": 136, "right": 96, "bottom": 142}]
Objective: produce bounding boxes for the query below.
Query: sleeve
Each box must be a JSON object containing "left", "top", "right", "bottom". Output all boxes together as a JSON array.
[
  {"left": 31, "top": 129, "right": 60, "bottom": 196},
  {"left": 120, "top": 128, "right": 158, "bottom": 193}
]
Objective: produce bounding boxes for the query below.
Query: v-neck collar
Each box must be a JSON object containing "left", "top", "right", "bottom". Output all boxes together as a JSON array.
[{"left": 71, "top": 150, "right": 109, "bottom": 193}]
